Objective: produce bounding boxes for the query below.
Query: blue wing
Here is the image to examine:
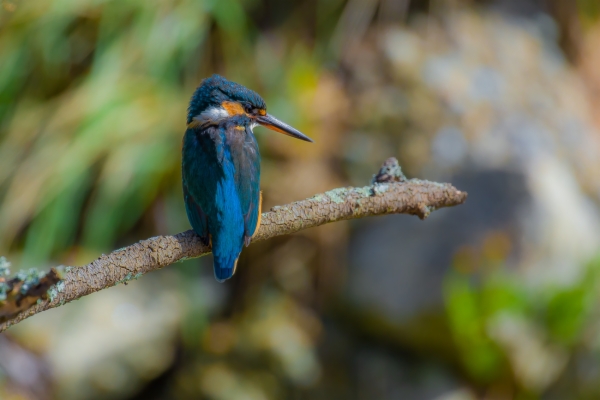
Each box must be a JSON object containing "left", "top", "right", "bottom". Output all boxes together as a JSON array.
[{"left": 230, "top": 126, "right": 261, "bottom": 245}]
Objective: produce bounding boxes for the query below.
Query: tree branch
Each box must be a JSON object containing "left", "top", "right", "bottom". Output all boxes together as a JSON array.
[{"left": 0, "top": 158, "right": 467, "bottom": 332}]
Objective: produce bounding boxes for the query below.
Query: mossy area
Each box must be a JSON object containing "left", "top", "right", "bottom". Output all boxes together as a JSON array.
[
  {"left": 115, "top": 272, "right": 144, "bottom": 286},
  {"left": 325, "top": 188, "right": 348, "bottom": 204},
  {"left": 47, "top": 281, "right": 66, "bottom": 303}
]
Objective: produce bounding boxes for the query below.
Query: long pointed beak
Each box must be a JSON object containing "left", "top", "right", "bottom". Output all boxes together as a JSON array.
[{"left": 256, "top": 114, "right": 314, "bottom": 143}]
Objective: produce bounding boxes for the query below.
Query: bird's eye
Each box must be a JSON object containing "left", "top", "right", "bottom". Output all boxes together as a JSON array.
[{"left": 242, "top": 103, "right": 254, "bottom": 114}]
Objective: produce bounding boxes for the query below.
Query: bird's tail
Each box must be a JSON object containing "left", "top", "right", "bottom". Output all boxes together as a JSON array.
[{"left": 213, "top": 252, "right": 240, "bottom": 282}]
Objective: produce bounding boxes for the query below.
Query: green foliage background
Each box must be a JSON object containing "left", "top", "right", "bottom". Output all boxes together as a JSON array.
[{"left": 0, "top": 0, "right": 340, "bottom": 266}]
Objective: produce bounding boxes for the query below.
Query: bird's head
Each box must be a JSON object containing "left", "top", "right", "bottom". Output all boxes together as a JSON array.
[{"left": 187, "top": 74, "right": 313, "bottom": 142}]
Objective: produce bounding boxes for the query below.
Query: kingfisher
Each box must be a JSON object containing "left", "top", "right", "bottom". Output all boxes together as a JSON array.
[{"left": 182, "top": 75, "right": 313, "bottom": 282}]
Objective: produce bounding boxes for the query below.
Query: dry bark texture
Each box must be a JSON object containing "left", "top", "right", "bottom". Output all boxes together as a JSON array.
[{"left": 0, "top": 158, "right": 467, "bottom": 332}]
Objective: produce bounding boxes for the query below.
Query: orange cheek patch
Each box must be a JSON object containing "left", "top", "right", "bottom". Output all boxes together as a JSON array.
[
  {"left": 258, "top": 109, "right": 266, "bottom": 116},
  {"left": 222, "top": 101, "right": 245, "bottom": 116}
]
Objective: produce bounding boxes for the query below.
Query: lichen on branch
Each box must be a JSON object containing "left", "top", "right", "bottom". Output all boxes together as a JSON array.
[
  {"left": 0, "top": 158, "right": 467, "bottom": 332},
  {"left": 0, "top": 257, "right": 63, "bottom": 322}
]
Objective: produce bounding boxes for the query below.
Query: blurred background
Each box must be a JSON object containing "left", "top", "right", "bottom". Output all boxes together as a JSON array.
[{"left": 1, "top": 0, "right": 600, "bottom": 398}]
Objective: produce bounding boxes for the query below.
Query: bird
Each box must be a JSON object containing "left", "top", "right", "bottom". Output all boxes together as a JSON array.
[{"left": 182, "top": 74, "right": 313, "bottom": 282}]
